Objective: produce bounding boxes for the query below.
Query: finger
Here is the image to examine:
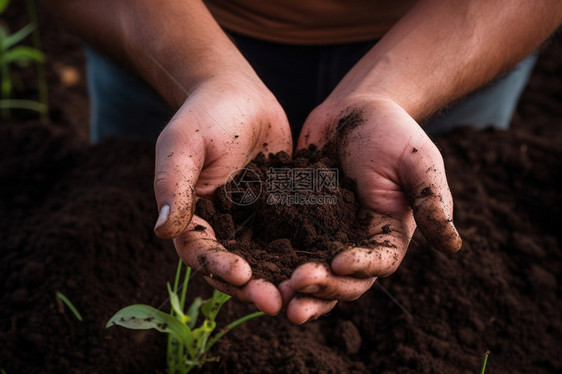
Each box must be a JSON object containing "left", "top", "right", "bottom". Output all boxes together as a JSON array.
[
  {"left": 174, "top": 215, "right": 251, "bottom": 286},
  {"left": 154, "top": 114, "right": 205, "bottom": 239},
  {"left": 331, "top": 214, "right": 413, "bottom": 277},
  {"left": 205, "top": 277, "right": 282, "bottom": 316},
  {"left": 261, "top": 111, "right": 294, "bottom": 155},
  {"left": 278, "top": 280, "right": 295, "bottom": 308},
  {"left": 289, "top": 262, "right": 375, "bottom": 301},
  {"left": 286, "top": 296, "right": 338, "bottom": 325},
  {"left": 398, "top": 135, "right": 462, "bottom": 253},
  {"left": 295, "top": 105, "right": 331, "bottom": 151}
]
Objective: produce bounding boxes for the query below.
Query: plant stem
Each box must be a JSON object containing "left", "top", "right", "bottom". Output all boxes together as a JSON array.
[
  {"left": 206, "top": 311, "right": 265, "bottom": 352},
  {"left": 173, "top": 260, "right": 182, "bottom": 296},
  {"left": 480, "top": 350, "right": 490, "bottom": 374},
  {"left": 178, "top": 263, "right": 191, "bottom": 371},
  {"left": 55, "top": 291, "right": 83, "bottom": 321},
  {"left": 0, "top": 61, "right": 11, "bottom": 119},
  {"left": 25, "top": 0, "right": 48, "bottom": 122},
  {"left": 180, "top": 265, "right": 191, "bottom": 309},
  {"left": 168, "top": 260, "right": 183, "bottom": 374},
  {"left": 0, "top": 99, "right": 46, "bottom": 111}
]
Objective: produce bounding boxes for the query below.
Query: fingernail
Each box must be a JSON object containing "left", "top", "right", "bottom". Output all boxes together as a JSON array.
[
  {"left": 154, "top": 204, "right": 170, "bottom": 231},
  {"left": 300, "top": 285, "right": 320, "bottom": 294}
]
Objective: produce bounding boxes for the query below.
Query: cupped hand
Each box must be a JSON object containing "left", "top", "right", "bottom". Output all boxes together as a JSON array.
[
  {"left": 283, "top": 96, "right": 461, "bottom": 324},
  {"left": 153, "top": 75, "right": 292, "bottom": 315}
]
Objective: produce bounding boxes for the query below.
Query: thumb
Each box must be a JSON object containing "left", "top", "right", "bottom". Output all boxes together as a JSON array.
[
  {"left": 400, "top": 138, "right": 462, "bottom": 253},
  {"left": 153, "top": 123, "right": 205, "bottom": 239},
  {"left": 295, "top": 106, "right": 327, "bottom": 151}
]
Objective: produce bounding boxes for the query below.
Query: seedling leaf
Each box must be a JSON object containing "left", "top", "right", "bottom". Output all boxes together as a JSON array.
[
  {"left": 206, "top": 311, "right": 265, "bottom": 351},
  {"left": 0, "top": 0, "right": 9, "bottom": 15},
  {"left": 0, "top": 23, "right": 7, "bottom": 40},
  {"left": 3, "top": 45, "right": 44, "bottom": 64},
  {"left": 55, "top": 291, "right": 83, "bottom": 321},
  {"left": 107, "top": 262, "right": 265, "bottom": 374},
  {"left": 186, "top": 297, "right": 202, "bottom": 329},
  {"left": 0, "top": 99, "right": 46, "bottom": 112},
  {"left": 1, "top": 75, "right": 11, "bottom": 98},
  {"left": 480, "top": 350, "right": 490, "bottom": 374},
  {"left": 201, "top": 290, "right": 231, "bottom": 320},
  {"left": 168, "top": 283, "right": 190, "bottom": 324},
  {"left": 106, "top": 304, "right": 192, "bottom": 349},
  {"left": 191, "top": 319, "right": 216, "bottom": 355},
  {"left": 1, "top": 23, "right": 35, "bottom": 50}
]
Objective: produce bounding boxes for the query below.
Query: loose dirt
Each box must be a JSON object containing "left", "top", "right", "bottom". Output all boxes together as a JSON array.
[{"left": 196, "top": 146, "right": 370, "bottom": 285}]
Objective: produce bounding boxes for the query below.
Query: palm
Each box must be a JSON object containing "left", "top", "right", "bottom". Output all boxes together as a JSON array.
[
  {"left": 157, "top": 79, "right": 292, "bottom": 199},
  {"left": 283, "top": 97, "right": 461, "bottom": 324},
  {"left": 154, "top": 77, "right": 292, "bottom": 315}
]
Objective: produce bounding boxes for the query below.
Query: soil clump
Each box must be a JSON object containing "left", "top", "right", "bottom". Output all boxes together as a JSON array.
[{"left": 197, "top": 146, "right": 370, "bottom": 284}]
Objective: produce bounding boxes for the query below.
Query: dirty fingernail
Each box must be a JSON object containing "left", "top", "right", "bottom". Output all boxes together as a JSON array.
[
  {"left": 154, "top": 204, "right": 170, "bottom": 231},
  {"left": 300, "top": 285, "right": 320, "bottom": 294}
]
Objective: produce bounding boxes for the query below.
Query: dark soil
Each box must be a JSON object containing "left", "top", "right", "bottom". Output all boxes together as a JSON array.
[
  {"left": 197, "top": 146, "right": 370, "bottom": 285},
  {"left": 1, "top": 4, "right": 561, "bottom": 374}
]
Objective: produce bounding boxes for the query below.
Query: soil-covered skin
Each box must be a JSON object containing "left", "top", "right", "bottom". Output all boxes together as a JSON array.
[
  {"left": 1, "top": 4, "right": 561, "bottom": 374},
  {"left": 197, "top": 146, "right": 371, "bottom": 285}
]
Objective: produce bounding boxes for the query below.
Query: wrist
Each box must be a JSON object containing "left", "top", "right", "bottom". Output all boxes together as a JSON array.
[
  {"left": 326, "top": 51, "right": 426, "bottom": 122},
  {"left": 128, "top": 39, "right": 256, "bottom": 109},
  {"left": 115, "top": 0, "right": 257, "bottom": 109}
]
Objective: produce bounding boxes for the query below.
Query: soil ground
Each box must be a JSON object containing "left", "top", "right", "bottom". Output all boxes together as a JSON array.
[{"left": 1, "top": 4, "right": 561, "bottom": 374}]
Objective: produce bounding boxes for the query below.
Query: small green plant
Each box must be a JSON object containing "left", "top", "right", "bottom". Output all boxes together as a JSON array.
[
  {"left": 25, "top": 0, "right": 48, "bottom": 121},
  {"left": 480, "top": 350, "right": 489, "bottom": 374},
  {"left": 106, "top": 261, "right": 265, "bottom": 374},
  {"left": 0, "top": 0, "right": 47, "bottom": 118},
  {"left": 55, "top": 291, "right": 83, "bottom": 322}
]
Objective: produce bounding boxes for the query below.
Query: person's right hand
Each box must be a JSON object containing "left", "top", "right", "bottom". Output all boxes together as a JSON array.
[{"left": 153, "top": 74, "right": 292, "bottom": 315}]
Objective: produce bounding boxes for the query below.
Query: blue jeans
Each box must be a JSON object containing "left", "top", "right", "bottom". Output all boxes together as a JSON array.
[{"left": 86, "top": 33, "right": 537, "bottom": 143}]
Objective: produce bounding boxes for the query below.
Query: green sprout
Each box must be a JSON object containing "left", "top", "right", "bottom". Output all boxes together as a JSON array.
[
  {"left": 0, "top": 0, "right": 47, "bottom": 118},
  {"left": 55, "top": 291, "right": 83, "bottom": 322},
  {"left": 480, "top": 350, "right": 490, "bottom": 374},
  {"left": 25, "top": 0, "right": 48, "bottom": 122},
  {"left": 106, "top": 261, "right": 265, "bottom": 374}
]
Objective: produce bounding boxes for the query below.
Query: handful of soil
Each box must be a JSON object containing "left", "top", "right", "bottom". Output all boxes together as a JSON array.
[{"left": 195, "top": 145, "right": 370, "bottom": 285}]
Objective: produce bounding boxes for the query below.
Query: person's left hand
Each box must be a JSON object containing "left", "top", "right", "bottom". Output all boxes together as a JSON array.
[{"left": 279, "top": 96, "right": 462, "bottom": 324}]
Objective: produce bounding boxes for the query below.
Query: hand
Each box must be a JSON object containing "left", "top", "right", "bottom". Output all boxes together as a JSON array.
[
  {"left": 281, "top": 96, "right": 461, "bottom": 324},
  {"left": 153, "top": 75, "right": 292, "bottom": 315}
]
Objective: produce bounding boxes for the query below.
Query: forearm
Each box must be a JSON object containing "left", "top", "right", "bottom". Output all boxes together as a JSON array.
[
  {"left": 332, "top": 0, "right": 562, "bottom": 121},
  {"left": 42, "top": 0, "right": 253, "bottom": 108}
]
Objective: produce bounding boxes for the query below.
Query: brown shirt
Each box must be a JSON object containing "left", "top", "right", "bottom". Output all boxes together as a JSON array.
[{"left": 204, "top": 0, "right": 416, "bottom": 45}]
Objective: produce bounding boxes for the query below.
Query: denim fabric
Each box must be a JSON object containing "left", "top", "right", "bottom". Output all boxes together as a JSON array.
[
  {"left": 86, "top": 49, "right": 173, "bottom": 143},
  {"left": 424, "top": 53, "right": 537, "bottom": 134},
  {"left": 86, "top": 33, "right": 536, "bottom": 143}
]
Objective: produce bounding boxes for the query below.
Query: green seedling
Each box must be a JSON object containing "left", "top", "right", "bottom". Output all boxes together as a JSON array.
[
  {"left": 106, "top": 261, "right": 265, "bottom": 374},
  {"left": 25, "top": 0, "right": 48, "bottom": 121},
  {"left": 480, "top": 350, "right": 489, "bottom": 374},
  {"left": 0, "top": 0, "right": 47, "bottom": 118},
  {"left": 55, "top": 291, "right": 83, "bottom": 322}
]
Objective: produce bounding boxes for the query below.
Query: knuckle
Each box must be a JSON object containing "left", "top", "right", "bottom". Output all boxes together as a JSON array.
[
  {"left": 361, "top": 247, "right": 402, "bottom": 277},
  {"left": 154, "top": 171, "right": 168, "bottom": 189}
]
